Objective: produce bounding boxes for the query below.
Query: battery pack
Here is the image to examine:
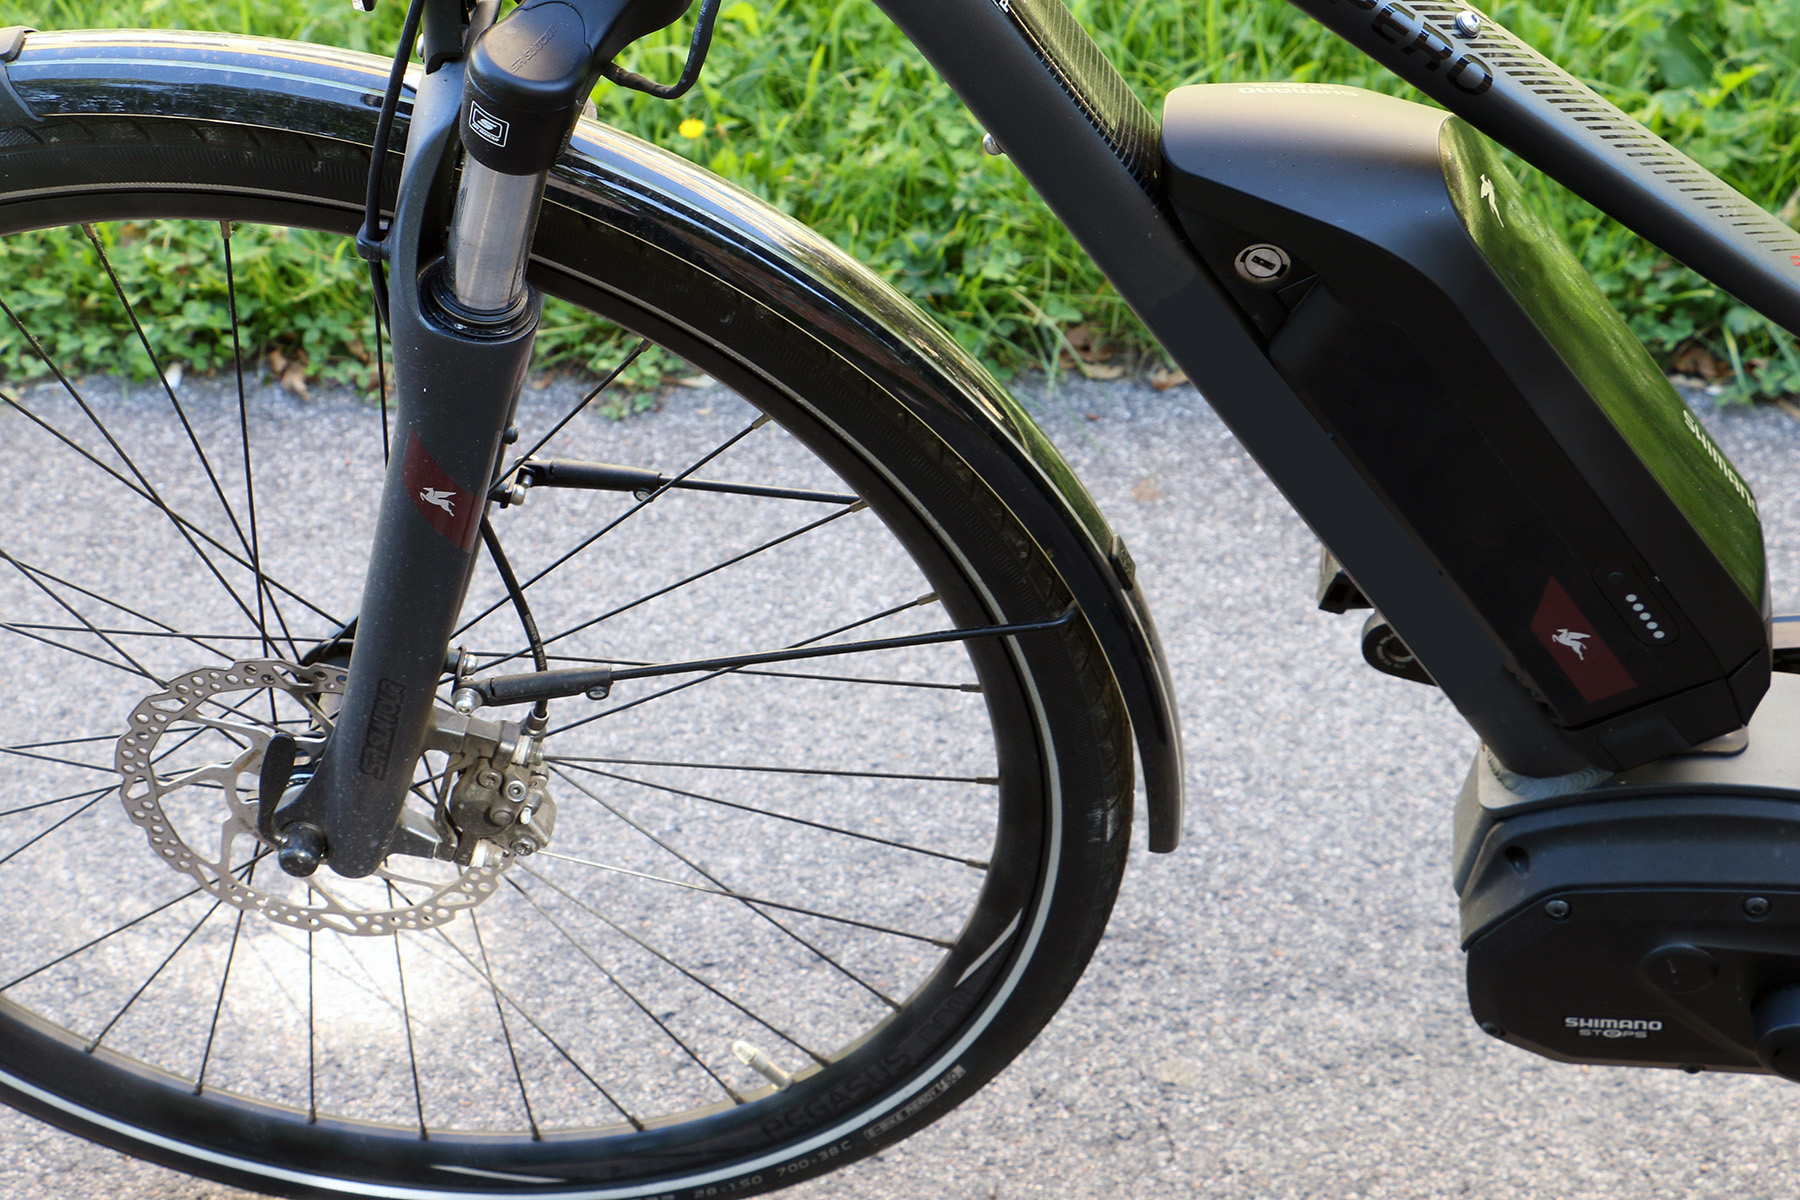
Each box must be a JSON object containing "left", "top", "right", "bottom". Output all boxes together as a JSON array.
[{"left": 1161, "top": 83, "right": 1768, "bottom": 770}]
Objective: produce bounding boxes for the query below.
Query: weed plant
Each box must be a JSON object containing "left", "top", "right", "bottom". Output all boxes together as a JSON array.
[{"left": 5, "top": 0, "right": 1798, "bottom": 399}]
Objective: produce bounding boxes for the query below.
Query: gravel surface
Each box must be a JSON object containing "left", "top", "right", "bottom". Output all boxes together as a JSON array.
[{"left": 1, "top": 370, "right": 1797, "bottom": 1200}]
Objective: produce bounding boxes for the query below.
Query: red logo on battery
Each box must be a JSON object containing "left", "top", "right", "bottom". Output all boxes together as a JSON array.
[{"left": 1530, "top": 577, "right": 1635, "bottom": 703}]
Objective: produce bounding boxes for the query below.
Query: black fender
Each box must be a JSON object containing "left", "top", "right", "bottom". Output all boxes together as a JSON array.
[{"left": 2, "top": 29, "right": 1185, "bottom": 851}]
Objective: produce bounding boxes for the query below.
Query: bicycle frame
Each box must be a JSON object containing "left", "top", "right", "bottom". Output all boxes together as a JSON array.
[
  {"left": 876, "top": 0, "right": 1795, "bottom": 770},
  {"left": 299, "top": 0, "right": 1795, "bottom": 875}
]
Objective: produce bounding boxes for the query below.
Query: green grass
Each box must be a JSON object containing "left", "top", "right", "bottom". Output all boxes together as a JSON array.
[{"left": 5, "top": 0, "right": 1799, "bottom": 398}]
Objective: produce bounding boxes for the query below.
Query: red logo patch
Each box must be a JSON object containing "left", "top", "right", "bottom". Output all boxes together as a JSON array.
[
  {"left": 1529, "top": 577, "right": 1635, "bottom": 703},
  {"left": 401, "top": 429, "right": 479, "bottom": 552}
]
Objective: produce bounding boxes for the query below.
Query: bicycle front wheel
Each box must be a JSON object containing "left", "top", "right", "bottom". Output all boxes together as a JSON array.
[{"left": 0, "top": 29, "right": 1135, "bottom": 1199}]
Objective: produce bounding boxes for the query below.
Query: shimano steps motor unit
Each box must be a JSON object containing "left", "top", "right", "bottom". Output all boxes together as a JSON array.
[{"left": 1456, "top": 672, "right": 1800, "bottom": 1078}]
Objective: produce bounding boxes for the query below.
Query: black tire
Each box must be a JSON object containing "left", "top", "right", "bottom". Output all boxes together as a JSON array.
[{"left": 0, "top": 30, "right": 1134, "bottom": 1200}]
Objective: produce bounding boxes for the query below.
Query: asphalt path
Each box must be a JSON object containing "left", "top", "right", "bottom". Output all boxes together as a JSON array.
[{"left": 2, "top": 371, "right": 1798, "bottom": 1199}]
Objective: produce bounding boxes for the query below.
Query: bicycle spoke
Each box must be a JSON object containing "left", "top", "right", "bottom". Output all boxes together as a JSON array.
[
  {"left": 82, "top": 225, "right": 260, "bottom": 568},
  {"left": 388, "top": 884, "right": 428, "bottom": 1139},
  {"left": 453, "top": 414, "right": 770, "bottom": 639},
  {"left": 521, "top": 501, "right": 868, "bottom": 664},
  {"left": 0, "top": 389, "right": 343, "bottom": 629},
  {"left": 0, "top": 310, "right": 265, "bottom": 638},
  {"left": 307, "top": 929, "right": 317, "bottom": 1123},
  {"left": 519, "top": 866, "right": 827, "bottom": 1065},
  {"left": 87, "top": 896, "right": 228, "bottom": 1052},
  {"left": 500, "top": 338, "right": 650, "bottom": 476},
  {"left": 0, "top": 555, "right": 248, "bottom": 665},
  {"left": 413, "top": 914, "right": 644, "bottom": 1131},
  {"left": 535, "top": 849, "right": 953, "bottom": 948},
  {"left": 549, "top": 765, "right": 901, "bottom": 1007},
  {"left": 555, "top": 762, "right": 991, "bottom": 867},
  {"left": 730, "top": 665, "right": 981, "bottom": 691},
  {"left": 0, "top": 876, "right": 208, "bottom": 992},
  {"left": 471, "top": 912, "right": 541, "bottom": 1139},
  {"left": 549, "top": 753, "right": 997, "bottom": 785},
  {"left": 1, "top": 546, "right": 161, "bottom": 683},
  {"left": 195, "top": 889, "right": 252, "bottom": 1094},
  {"left": 506, "top": 879, "right": 745, "bottom": 1104},
  {"left": 551, "top": 592, "right": 944, "bottom": 737},
  {"left": 3, "top": 624, "right": 272, "bottom": 643},
  {"left": 0, "top": 784, "right": 117, "bottom": 820},
  {"left": 0, "top": 743, "right": 117, "bottom": 774},
  {"left": 0, "top": 791, "right": 112, "bottom": 871},
  {"left": 0, "top": 619, "right": 162, "bottom": 683},
  {"left": 219, "top": 220, "right": 297, "bottom": 661}
]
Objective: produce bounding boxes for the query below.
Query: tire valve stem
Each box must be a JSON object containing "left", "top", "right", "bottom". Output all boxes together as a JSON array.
[{"left": 731, "top": 1040, "right": 792, "bottom": 1090}]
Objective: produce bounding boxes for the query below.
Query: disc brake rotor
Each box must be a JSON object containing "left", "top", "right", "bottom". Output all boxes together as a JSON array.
[{"left": 115, "top": 659, "right": 507, "bottom": 935}]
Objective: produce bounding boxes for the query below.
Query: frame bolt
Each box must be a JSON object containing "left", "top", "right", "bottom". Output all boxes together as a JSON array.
[
  {"left": 1746, "top": 896, "right": 1772, "bottom": 918},
  {"left": 509, "top": 834, "right": 541, "bottom": 857},
  {"left": 1452, "top": 10, "right": 1482, "bottom": 37},
  {"left": 1544, "top": 899, "right": 1571, "bottom": 920},
  {"left": 452, "top": 687, "right": 482, "bottom": 715},
  {"left": 981, "top": 132, "right": 1004, "bottom": 157}
]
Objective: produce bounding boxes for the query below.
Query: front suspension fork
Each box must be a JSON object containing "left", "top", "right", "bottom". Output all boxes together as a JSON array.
[
  {"left": 272, "top": 53, "right": 541, "bottom": 877},
  {"left": 273, "top": 0, "right": 689, "bottom": 878}
]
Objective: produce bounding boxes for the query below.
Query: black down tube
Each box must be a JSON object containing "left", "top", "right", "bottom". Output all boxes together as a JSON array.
[
  {"left": 872, "top": 0, "right": 1593, "bottom": 776},
  {"left": 281, "top": 57, "right": 541, "bottom": 878}
]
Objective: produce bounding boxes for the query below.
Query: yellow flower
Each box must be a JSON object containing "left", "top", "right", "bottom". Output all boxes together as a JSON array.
[{"left": 677, "top": 118, "right": 706, "bottom": 139}]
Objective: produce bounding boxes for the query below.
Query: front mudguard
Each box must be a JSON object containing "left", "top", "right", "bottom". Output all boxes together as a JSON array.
[{"left": 3, "top": 30, "right": 1184, "bottom": 851}]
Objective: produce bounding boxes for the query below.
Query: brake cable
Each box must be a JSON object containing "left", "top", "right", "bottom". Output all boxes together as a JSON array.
[
  {"left": 355, "top": 0, "right": 426, "bottom": 325},
  {"left": 601, "top": 0, "right": 724, "bottom": 100}
]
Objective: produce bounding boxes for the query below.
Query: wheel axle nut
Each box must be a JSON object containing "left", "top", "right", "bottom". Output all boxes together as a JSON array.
[{"left": 276, "top": 822, "right": 327, "bottom": 878}]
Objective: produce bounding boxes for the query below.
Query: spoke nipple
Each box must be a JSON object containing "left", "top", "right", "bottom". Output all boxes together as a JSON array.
[
  {"left": 751, "top": 413, "right": 773, "bottom": 429},
  {"left": 731, "top": 1040, "right": 792, "bottom": 1090}
]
